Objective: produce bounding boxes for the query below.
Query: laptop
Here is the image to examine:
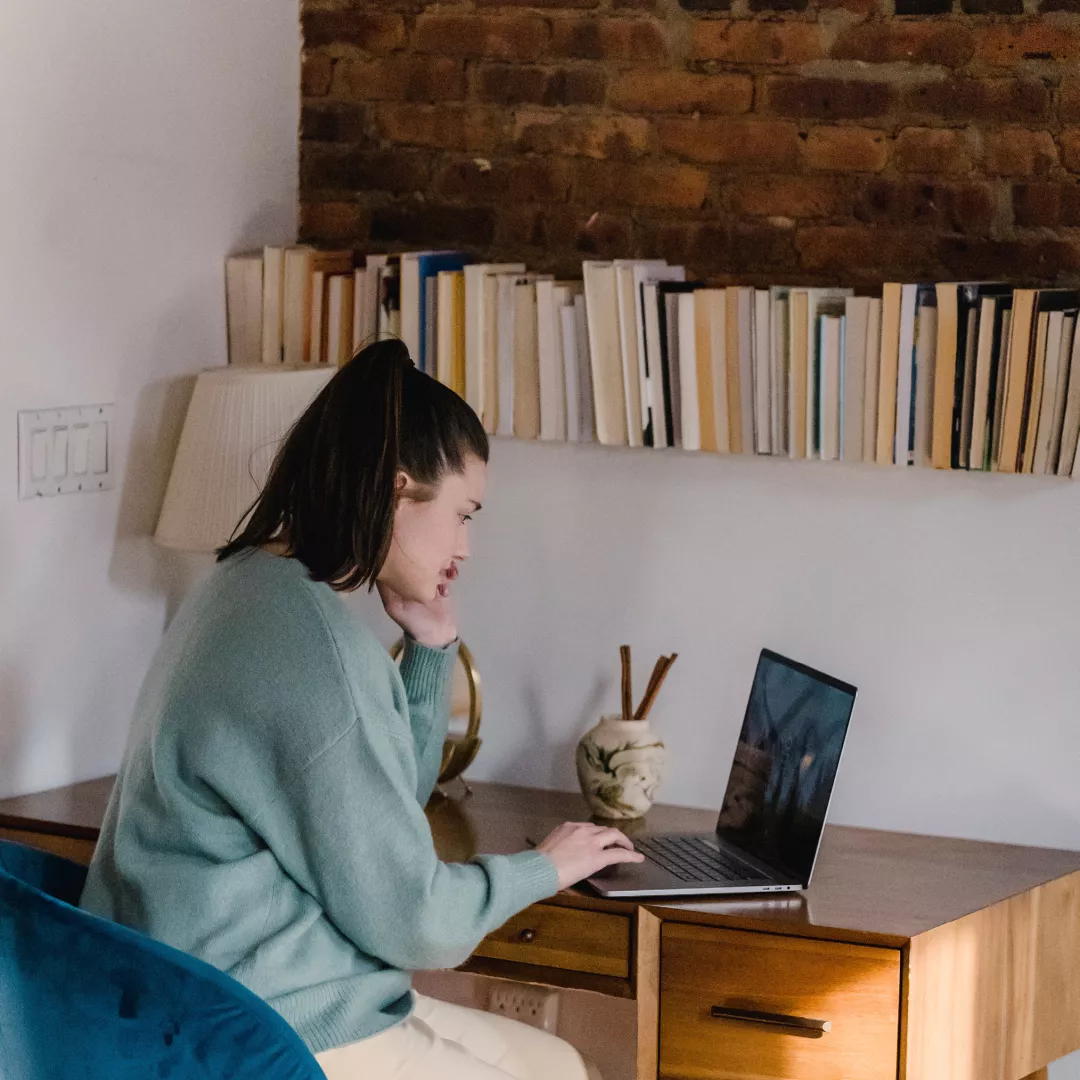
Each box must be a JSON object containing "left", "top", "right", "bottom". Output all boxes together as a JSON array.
[{"left": 583, "top": 648, "right": 857, "bottom": 898}]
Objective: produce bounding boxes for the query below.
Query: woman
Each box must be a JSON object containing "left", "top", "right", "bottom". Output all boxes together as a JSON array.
[{"left": 80, "top": 340, "right": 643, "bottom": 1080}]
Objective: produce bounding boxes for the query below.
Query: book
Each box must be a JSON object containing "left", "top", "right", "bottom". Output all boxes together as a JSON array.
[
  {"left": 309, "top": 270, "right": 328, "bottom": 365},
  {"left": 1057, "top": 317, "right": 1080, "bottom": 474},
  {"left": 969, "top": 295, "right": 1001, "bottom": 471},
  {"left": 788, "top": 289, "right": 810, "bottom": 461},
  {"left": 894, "top": 284, "right": 919, "bottom": 467},
  {"left": 876, "top": 283, "right": 903, "bottom": 465},
  {"left": 707, "top": 290, "right": 730, "bottom": 453},
  {"left": 1021, "top": 310, "right": 1051, "bottom": 472},
  {"left": 693, "top": 290, "right": 723, "bottom": 453},
  {"left": 862, "top": 298, "right": 882, "bottom": 465},
  {"left": 400, "top": 252, "right": 467, "bottom": 373},
  {"left": 261, "top": 246, "right": 285, "bottom": 365},
  {"left": 752, "top": 290, "right": 772, "bottom": 454},
  {"left": 513, "top": 279, "right": 541, "bottom": 440},
  {"left": 956, "top": 305, "right": 978, "bottom": 467},
  {"left": 990, "top": 309, "right": 1013, "bottom": 470},
  {"left": 582, "top": 262, "right": 626, "bottom": 446},
  {"left": 495, "top": 274, "right": 518, "bottom": 438},
  {"left": 537, "top": 280, "right": 569, "bottom": 441},
  {"left": 436, "top": 270, "right": 466, "bottom": 396},
  {"left": 768, "top": 289, "right": 790, "bottom": 456},
  {"left": 678, "top": 292, "right": 701, "bottom": 451},
  {"left": 819, "top": 314, "right": 843, "bottom": 461},
  {"left": 464, "top": 263, "right": 525, "bottom": 423},
  {"left": 911, "top": 288, "right": 938, "bottom": 468},
  {"left": 636, "top": 265, "right": 686, "bottom": 448},
  {"left": 1048, "top": 314, "right": 1076, "bottom": 472},
  {"left": 615, "top": 260, "right": 667, "bottom": 448},
  {"left": 641, "top": 283, "right": 666, "bottom": 448},
  {"left": 841, "top": 297, "right": 871, "bottom": 462},
  {"left": 353, "top": 254, "right": 388, "bottom": 351},
  {"left": 998, "top": 288, "right": 1038, "bottom": 473},
  {"left": 573, "top": 293, "right": 596, "bottom": 443},
  {"left": 561, "top": 303, "right": 581, "bottom": 443},
  {"left": 1033, "top": 309, "right": 1067, "bottom": 474},
  {"left": 225, "top": 253, "right": 264, "bottom": 367},
  {"left": 282, "top": 246, "right": 314, "bottom": 367},
  {"left": 326, "top": 273, "right": 355, "bottom": 367},
  {"left": 806, "top": 289, "right": 852, "bottom": 458},
  {"left": 658, "top": 282, "right": 702, "bottom": 449}
]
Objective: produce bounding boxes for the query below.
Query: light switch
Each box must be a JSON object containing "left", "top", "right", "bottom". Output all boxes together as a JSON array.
[
  {"left": 71, "top": 425, "right": 89, "bottom": 475},
  {"left": 89, "top": 421, "right": 108, "bottom": 474},
  {"left": 30, "top": 429, "right": 48, "bottom": 481},
  {"left": 51, "top": 428, "right": 68, "bottom": 479}
]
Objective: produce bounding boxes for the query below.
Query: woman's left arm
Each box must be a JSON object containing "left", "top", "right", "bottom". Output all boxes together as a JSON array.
[{"left": 398, "top": 636, "right": 457, "bottom": 804}]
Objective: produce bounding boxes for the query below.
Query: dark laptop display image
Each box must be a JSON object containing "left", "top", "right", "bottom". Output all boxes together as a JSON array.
[{"left": 585, "top": 649, "right": 857, "bottom": 899}]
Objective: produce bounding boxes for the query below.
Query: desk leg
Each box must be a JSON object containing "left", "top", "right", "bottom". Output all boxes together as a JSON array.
[{"left": 634, "top": 909, "right": 661, "bottom": 1080}]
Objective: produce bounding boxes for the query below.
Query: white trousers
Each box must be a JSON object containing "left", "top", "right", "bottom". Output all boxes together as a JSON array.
[{"left": 315, "top": 992, "right": 602, "bottom": 1080}]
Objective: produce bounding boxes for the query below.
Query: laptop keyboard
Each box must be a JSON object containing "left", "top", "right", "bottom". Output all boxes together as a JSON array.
[{"left": 634, "top": 835, "right": 771, "bottom": 884}]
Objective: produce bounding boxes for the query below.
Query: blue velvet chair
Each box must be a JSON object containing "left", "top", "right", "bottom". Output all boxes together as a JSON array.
[{"left": 0, "top": 839, "right": 326, "bottom": 1080}]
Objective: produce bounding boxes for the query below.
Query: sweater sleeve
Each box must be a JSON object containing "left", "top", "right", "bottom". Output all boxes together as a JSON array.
[
  {"left": 398, "top": 636, "right": 456, "bottom": 805},
  {"left": 251, "top": 707, "right": 559, "bottom": 973}
]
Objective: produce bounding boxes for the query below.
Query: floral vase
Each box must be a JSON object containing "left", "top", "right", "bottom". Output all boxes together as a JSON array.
[{"left": 576, "top": 714, "right": 666, "bottom": 821}]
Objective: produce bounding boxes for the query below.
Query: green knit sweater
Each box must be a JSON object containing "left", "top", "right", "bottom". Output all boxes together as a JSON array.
[{"left": 79, "top": 548, "right": 558, "bottom": 1053}]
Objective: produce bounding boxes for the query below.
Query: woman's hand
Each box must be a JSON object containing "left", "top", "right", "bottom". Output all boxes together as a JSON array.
[
  {"left": 377, "top": 563, "right": 459, "bottom": 648},
  {"left": 535, "top": 821, "right": 645, "bottom": 891}
]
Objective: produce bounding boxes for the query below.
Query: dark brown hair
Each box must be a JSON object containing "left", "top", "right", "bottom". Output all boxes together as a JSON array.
[{"left": 216, "top": 339, "right": 489, "bottom": 591}]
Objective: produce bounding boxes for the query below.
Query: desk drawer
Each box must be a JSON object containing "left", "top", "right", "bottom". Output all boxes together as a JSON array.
[
  {"left": 660, "top": 923, "right": 900, "bottom": 1080},
  {"left": 0, "top": 827, "right": 96, "bottom": 866},
  {"left": 475, "top": 905, "right": 631, "bottom": 979}
]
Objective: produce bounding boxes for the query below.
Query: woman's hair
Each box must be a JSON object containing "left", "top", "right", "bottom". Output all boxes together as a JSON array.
[{"left": 216, "top": 339, "right": 489, "bottom": 591}]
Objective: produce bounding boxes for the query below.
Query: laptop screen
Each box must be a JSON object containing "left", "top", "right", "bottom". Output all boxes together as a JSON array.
[{"left": 715, "top": 649, "right": 857, "bottom": 884}]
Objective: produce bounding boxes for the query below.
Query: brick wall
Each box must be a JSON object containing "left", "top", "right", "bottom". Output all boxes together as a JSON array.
[{"left": 299, "top": 0, "right": 1080, "bottom": 286}]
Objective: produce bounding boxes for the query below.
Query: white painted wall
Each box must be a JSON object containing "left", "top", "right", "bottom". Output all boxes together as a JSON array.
[{"left": 0, "top": 0, "right": 300, "bottom": 796}]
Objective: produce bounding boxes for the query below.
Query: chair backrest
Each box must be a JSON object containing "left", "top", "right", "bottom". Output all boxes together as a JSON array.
[{"left": 0, "top": 840, "right": 325, "bottom": 1080}]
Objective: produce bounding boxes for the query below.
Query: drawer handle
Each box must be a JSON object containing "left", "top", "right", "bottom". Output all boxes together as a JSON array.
[
  {"left": 517, "top": 928, "right": 537, "bottom": 944},
  {"left": 710, "top": 1006, "right": 831, "bottom": 1037}
]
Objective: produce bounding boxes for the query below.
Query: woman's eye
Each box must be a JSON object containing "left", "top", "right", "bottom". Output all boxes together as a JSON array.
[{"left": 460, "top": 514, "right": 472, "bottom": 524}]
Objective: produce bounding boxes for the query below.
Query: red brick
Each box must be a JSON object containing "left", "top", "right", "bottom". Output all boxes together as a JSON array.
[
  {"left": 514, "top": 109, "right": 654, "bottom": 158},
  {"left": 302, "top": 12, "right": 405, "bottom": 53},
  {"left": 332, "top": 56, "right": 465, "bottom": 102},
  {"left": 1062, "top": 129, "right": 1080, "bottom": 172},
  {"left": 301, "top": 103, "right": 367, "bottom": 143},
  {"left": 495, "top": 205, "right": 578, "bottom": 252},
  {"left": 608, "top": 71, "right": 753, "bottom": 114},
  {"left": 575, "top": 212, "right": 636, "bottom": 257},
  {"left": 549, "top": 18, "right": 671, "bottom": 64},
  {"left": 476, "top": 0, "right": 597, "bottom": 7},
  {"left": 893, "top": 127, "right": 974, "bottom": 176},
  {"left": 937, "top": 235, "right": 1080, "bottom": 281},
  {"left": 657, "top": 117, "right": 801, "bottom": 169},
  {"left": 691, "top": 21, "right": 823, "bottom": 64},
  {"left": 903, "top": 78, "right": 1050, "bottom": 124},
  {"left": 370, "top": 203, "right": 496, "bottom": 247},
  {"left": 473, "top": 63, "right": 606, "bottom": 107},
  {"left": 638, "top": 220, "right": 799, "bottom": 276},
  {"left": 761, "top": 77, "right": 894, "bottom": 120},
  {"left": 797, "top": 225, "right": 943, "bottom": 276},
  {"left": 301, "top": 146, "right": 430, "bottom": 194},
  {"left": 1062, "top": 78, "right": 1080, "bottom": 124},
  {"left": 802, "top": 126, "right": 889, "bottom": 172},
  {"left": 855, "top": 179, "right": 998, "bottom": 232},
  {"left": 972, "top": 22, "right": 1080, "bottom": 66},
  {"left": 1013, "top": 182, "right": 1080, "bottom": 227},
  {"left": 575, "top": 160, "right": 710, "bottom": 209},
  {"left": 432, "top": 157, "right": 573, "bottom": 203},
  {"left": 816, "top": 0, "right": 883, "bottom": 13},
  {"left": 983, "top": 128, "right": 1060, "bottom": 178},
  {"left": 729, "top": 175, "right": 854, "bottom": 218},
  {"left": 299, "top": 201, "right": 370, "bottom": 245},
  {"left": 413, "top": 13, "right": 549, "bottom": 62},
  {"left": 831, "top": 21, "right": 974, "bottom": 68},
  {"left": 372, "top": 104, "right": 507, "bottom": 153},
  {"left": 302, "top": 52, "right": 334, "bottom": 98}
]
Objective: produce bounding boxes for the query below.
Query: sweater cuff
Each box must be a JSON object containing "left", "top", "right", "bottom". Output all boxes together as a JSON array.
[
  {"left": 400, "top": 636, "right": 458, "bottom": 703},
  {"left": 502, "top": 850, "right": 560, "bottom": 905}
]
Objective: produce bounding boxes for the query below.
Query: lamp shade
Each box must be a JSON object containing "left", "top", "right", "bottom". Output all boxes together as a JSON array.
[{"left": 155, "top": 366, "right": 335, "bottom": 552}]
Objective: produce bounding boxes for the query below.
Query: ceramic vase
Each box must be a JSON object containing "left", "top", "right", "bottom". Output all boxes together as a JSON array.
[{"left": 576, "top": 714, "right": 666, "bottom": 821}]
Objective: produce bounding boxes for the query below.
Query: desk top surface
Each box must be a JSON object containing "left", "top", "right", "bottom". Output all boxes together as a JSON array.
[{"left": 3, "top": 775, "right": 1079, "bottom": 946}]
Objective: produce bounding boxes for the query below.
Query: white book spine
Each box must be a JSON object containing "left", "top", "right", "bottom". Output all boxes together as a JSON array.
[
  {"left": 574, "top": 294, "right": 596, "bottom": 443},
  {"left": 1034, "top": 310, "right": 1066, "bottom": 474},
  {"left": 562, "top": 304, "right": 580, "bottom": 444},
  {"left": 841, "top": 297, "right": 869, "bottom": 462},
  {"left": 738, "top": 289, "right": 754, "bottom": 455},
  {"left": 351, "top": 269, "right": 365, "bottom": 352},
  {"left": 642, "top": 283, "right": 666, "bottom": 449},
  {"left": 678, "top": 292, "right": 700, "bottom": 451},
  {"left": 913, "top": 300, "right": 938, "bottom": 468},
  {"left": 820, "top": 315, "right": 842, "bottom": 461},
  {"left": 400, "top": 255, "right": 421, "bottom": 363},
  {"left": 496, "top": 276, "right": 516, "bottom": 437},
  {"left": 261, "top": 246, "right": 284, "bottom": 365},
  {"left": 1049, "top": 314, "right": 1076, "bottom": 472},
  {"left": 769, "top": 291, "right": 788, "bottom": 455},
  {"left": 709, "top": 291, "right": 730, "bottom": 454},
  {"left": 753, "top": 289, "right": 772, "bottom": 454},
  {"left": 536, "top": 280, "right": 559, "bottom": 441},
  {"left": 464, "top": 265, "right": 484, "bottom": 416},
  {"left": 863, "top": 298, "right": 882, "bottom": 464}
]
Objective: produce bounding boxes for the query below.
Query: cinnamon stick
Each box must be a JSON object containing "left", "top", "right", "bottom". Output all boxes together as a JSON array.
[
  {"left": 619, "top": 645, "right": 633, "bottom": 723},
  {"left": 635, "top": 653, "right": 678, "bottom": 722}
]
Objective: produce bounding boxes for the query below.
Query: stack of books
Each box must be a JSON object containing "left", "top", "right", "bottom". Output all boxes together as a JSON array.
[{"left": 225, "top": 250, "right": 1080, "bottom": 477}]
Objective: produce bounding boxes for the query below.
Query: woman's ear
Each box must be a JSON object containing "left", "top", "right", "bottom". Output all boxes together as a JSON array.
[{"left": 394, "top": 470, "right": 411, "bottom": 495}]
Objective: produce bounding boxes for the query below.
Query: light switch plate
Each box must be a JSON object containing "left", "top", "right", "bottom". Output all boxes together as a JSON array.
[{"left": 18, "top": 404, "right": 115, "bottom": 499}]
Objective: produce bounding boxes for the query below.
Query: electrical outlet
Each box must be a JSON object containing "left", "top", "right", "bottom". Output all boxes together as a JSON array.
[{"left": 487, "top": 982, "right": 560, "bottom": 1033}]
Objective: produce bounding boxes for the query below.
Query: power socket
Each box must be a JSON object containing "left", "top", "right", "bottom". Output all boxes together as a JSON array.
[{"left": 487, "top": 982, "right": 560, "bottom": 1033}]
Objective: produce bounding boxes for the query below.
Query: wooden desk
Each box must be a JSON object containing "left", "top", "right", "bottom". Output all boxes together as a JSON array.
[{"left": 2, "top": 777, "right": 1078, "bottom": 1080}]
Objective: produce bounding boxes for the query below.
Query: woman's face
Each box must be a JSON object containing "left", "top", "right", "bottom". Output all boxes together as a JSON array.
[{"left": 377, "top": 455, "right": 487, "bottom": 603}]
